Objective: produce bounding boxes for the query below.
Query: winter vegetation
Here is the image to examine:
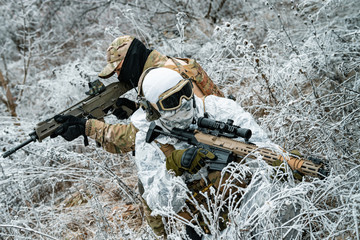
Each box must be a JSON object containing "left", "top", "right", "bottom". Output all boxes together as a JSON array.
[{"left": 0, "top": 0, "right": 359, "bottom": 239}]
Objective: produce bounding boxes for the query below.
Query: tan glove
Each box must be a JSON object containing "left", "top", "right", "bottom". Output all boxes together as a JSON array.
[{"left": 166, "top": 147, "right": 216, "bottom": 176}]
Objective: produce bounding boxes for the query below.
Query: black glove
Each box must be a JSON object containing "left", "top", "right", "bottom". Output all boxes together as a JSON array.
[
  {"left": 50, "top": 115, "right": 87, "bottom": 142},
  {"left": 113, "top": 98, "right": 139, "bottom": 120}
]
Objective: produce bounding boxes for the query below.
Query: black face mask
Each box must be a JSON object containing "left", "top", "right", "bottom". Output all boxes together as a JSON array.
[{"left": 118, "top": 38, "right": 152, "bottom": 89}]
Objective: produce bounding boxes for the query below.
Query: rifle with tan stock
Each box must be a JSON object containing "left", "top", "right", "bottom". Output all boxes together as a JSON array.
[
  {"left": 146, "top": 115, "right": 328, "bottom": 179},
  {"left": 2, "top": 80, "right": 130, "bottom": 158}
]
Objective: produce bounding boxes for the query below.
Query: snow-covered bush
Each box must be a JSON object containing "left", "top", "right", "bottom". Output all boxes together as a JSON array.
[{"left": 1, "top": 0, "right": 359, "bottom": 239}]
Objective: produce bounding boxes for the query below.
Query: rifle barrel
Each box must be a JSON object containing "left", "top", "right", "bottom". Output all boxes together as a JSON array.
[{"left": 2, "top": 133, "right": 37, "bottom": 158}]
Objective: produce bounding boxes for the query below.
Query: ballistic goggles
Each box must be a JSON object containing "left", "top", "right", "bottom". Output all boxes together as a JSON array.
[
  {"left": 137, "top": 67, "right": 194, "bottom": 121},
  {"left": 156, "top": 79, "right": 194, "bottom": 111}
]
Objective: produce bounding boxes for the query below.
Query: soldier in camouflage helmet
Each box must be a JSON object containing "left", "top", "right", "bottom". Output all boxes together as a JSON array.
[
  {"left": 98, "top": 35, "right": 224, "bottom": 121},
  {"left": 51, "top": 67, "right": 270, "bottom": 239}
]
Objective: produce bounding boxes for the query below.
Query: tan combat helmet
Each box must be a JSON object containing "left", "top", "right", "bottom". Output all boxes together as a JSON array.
[{"left": 98, "top": 35, "right": 134, "bottom": 79}]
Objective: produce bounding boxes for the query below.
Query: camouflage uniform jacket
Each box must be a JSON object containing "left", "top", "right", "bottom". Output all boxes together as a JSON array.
[{"left": 86, "top": 50, "right": 224, "bottom": 154}]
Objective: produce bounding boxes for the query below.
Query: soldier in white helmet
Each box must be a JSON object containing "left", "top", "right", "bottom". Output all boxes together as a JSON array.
[{"left": 51, "top": 66, "right": 269, "bottom": 239}]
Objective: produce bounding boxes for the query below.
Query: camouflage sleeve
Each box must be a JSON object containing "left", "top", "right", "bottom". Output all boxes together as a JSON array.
[{"left": 85, "top": 119, "right": 138, "bottom": 154}]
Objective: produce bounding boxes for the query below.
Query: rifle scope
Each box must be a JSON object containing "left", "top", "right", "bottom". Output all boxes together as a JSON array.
[{"left": 197, "top": 117, "right": 252, "bottom": 140}]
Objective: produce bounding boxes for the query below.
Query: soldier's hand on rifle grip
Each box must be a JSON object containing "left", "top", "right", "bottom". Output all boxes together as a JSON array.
[
  {"left": 50, "top": 115, "right": 87, "bottom": 142},
  {"left": 166, "top": 147, "right": 216, "bottom": 176},
  {"left": 113, "top": 98, "right": 139, "bottom": 119}
]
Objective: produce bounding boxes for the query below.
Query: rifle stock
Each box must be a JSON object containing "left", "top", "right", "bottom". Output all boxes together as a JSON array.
[{"left": 3, "top": 81, "right": 130, "bottom": 158}]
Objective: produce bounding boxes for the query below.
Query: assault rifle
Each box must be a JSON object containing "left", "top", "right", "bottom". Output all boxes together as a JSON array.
[
  {"left": 2, "top": 80, "right": 130, "bottom": 158},
  {"left": 146, "top": 116, "right": 328, "bottom": 179}
]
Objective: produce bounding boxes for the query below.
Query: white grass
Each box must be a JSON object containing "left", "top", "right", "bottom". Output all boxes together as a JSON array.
[{"left": 0, "top": 0, "right": 359, "bottom": 239}]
